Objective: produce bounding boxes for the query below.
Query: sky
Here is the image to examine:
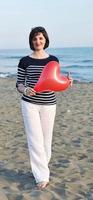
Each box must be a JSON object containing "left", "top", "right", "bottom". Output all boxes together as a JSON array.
[{"left": 0, "top": 0, "right": 93, "bottom": 49}]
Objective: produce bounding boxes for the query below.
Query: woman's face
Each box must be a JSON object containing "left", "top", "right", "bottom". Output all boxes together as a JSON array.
[{"left": 32, "top": 32, "right": 46, "bottom": 51}]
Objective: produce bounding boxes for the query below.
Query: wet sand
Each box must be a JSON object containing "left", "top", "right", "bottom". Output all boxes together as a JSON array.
[{"left": 0, "top": 77, "right": 93, "bottom": 200}]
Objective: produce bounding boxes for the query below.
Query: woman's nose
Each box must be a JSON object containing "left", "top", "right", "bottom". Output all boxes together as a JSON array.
[{"left": 36, "top": 38, "right": 40, "bottom": 43}]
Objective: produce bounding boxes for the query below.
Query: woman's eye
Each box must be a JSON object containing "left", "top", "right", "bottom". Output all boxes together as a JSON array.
[
  {"left": 33, "top": 38, "right": 37, "bottom": 41},
  {"left": 39, "top": 37, "right": 43, "bottom": 40}
]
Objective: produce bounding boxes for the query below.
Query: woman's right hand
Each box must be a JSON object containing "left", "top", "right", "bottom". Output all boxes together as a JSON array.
[{"left": 24, "top": 87, "right": 36, "bottom": 96}]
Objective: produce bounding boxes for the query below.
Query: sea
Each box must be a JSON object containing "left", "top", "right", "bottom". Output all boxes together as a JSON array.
[{"left": 0, "top": 47, "right": 93, "bottom": 82}]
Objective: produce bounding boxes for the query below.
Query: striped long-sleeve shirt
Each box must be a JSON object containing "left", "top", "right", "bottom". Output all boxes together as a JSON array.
[{"left": 16, "top": 55, "right": 59, "bottom": 105}]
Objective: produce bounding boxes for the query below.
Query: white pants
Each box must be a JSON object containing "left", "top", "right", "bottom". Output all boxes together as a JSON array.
[{"left": 21, "top": 100, "right": 56, "bottom": 183}]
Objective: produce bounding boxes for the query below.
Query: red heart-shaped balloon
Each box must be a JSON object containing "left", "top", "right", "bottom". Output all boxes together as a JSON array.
[{"left": 34, "top": 61, "right": 71, "bottom": 92}]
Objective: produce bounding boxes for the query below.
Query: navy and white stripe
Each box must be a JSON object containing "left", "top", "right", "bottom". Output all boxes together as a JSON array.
[{"left": 16, "top": 55, "right": 59, "bottom": 105}]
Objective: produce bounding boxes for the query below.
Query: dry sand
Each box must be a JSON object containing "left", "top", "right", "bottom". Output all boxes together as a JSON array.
[{"left": 0, "top": 78, "right": 93, "bottom": 200}]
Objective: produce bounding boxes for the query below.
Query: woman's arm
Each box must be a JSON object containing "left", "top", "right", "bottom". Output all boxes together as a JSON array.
[
  {"left": 17, "top": 83, "right": 36, "bottom": 96},
  {"left": 17, "top": 83, "right": 25, "bottom": 94}
]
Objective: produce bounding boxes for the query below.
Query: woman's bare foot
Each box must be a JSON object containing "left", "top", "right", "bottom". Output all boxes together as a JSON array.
[{"left": 37, "top": 181, "right": 49, "bottom": 189}]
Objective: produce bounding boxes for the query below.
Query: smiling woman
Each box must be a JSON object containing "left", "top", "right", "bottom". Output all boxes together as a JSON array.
[
  {"left": 16, "top": 26, "right": 72, "bottom": 189},
  {"left": 16, "top": 26, "right": 59, "bottom": 189}
]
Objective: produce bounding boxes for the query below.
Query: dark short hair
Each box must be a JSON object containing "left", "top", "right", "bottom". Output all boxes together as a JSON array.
[{"left": 29, "top": 26, "right": 49, "bottom": 50}]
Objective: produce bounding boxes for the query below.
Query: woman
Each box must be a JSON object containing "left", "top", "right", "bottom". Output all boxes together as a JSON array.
[{"left": 16, "top": 26, "right": 72, "bottom": 189}]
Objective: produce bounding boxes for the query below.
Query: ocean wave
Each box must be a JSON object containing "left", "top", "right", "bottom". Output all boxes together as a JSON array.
[
  {"left": 0, "top": 55, "right": 21, "bottom": 59},
  {"left": 75, "top": 59, "right": 93, "bottom": 63},
  {"left": 62, "top": 64, "right": 93, "bottom": 69},
  {"left": 81, "top": 60, "right": 93, "bottom": 63},
  {"left": 0, "top": 72, "right": 16, "bottom": 78}
]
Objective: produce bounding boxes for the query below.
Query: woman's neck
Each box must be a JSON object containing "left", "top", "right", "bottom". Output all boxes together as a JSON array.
[{"left": 31, "top": 50, "right": 49, "bottom": 59}]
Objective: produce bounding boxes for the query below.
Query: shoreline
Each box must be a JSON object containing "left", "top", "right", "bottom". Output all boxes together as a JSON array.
[
  {"left": 0, "top": 78, "right": 93, "bottom": 199},
  {"left": 1, "top": 75, "right": 93, "bottom": 84}
]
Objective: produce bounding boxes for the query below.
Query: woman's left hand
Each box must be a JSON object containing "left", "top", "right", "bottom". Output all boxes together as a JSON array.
[
  {"left": 69, "top": 77, "right": 73, "bottom": 86},
  {"left": 67, "top": 72, "right": 73, "bottom": 87}
]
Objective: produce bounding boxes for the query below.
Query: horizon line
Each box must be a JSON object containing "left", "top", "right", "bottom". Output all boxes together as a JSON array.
[{"left": 0, "top": 46, "right": 93, "bottom": 50}]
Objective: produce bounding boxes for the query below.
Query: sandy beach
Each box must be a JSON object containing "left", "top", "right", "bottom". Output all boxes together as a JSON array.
[{"left": 0, "top": 77, "right": 93, "bottom": 200}]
